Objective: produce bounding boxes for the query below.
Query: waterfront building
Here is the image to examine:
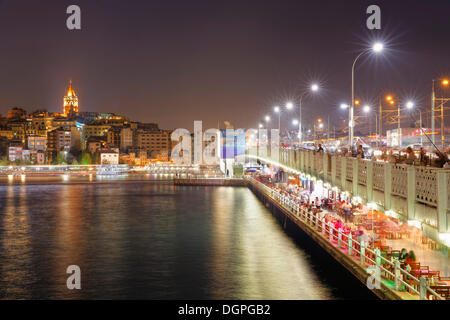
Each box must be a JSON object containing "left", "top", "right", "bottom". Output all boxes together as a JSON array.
[
  {"left": 0, "top": 128, "right": 13, "bottom": 140},
  {"left": 136, "top": 129, "right": 171, "bottom": 160},
  {"left": 52, "top": 117, "right": 76, "bottom": 129},
  {"left": 7, "top": 120, "right": 29, "bottom": 145},
  {"left": 46, "top": 127, "right": 81, "bottom": 162},
  {"left": 120, "top": 127, "right": 133, "bottom": 152},
  {"left": 28, "top": 135, "right": 47, "bottom": 151},
  {"left": 100, "top": 149, "right": 119, "bottom": 164},
  {"left": 36, "top": 150, "right": 45, "bottom": 164},
  {"left": 29, "top": 112, "right": 55, "bottom": 136},
  {"left": 106, "top": 126, "right": 122, "bottom": 148},
  {"left": 87, "top": 136, "right": 106, "bottom": 155},
  {"left": 6, "top": 107, "right": 27, "bottom": 120},
  {"left": 8, "top": 146, "right": 23, "bottom": 162},
  {"left": 82, "top": 124, "right": 111, "bottom": 145}
]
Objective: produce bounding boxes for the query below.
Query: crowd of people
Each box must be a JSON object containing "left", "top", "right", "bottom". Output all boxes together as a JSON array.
[
  {"left": 313, "top": 143, "right": 450, "bottom": 168},
  {"left": 255, "top": 173, "right": 424, "bottom": 270}
]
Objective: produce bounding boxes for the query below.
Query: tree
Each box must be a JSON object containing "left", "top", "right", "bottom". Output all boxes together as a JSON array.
[
  {"left": 80, "top": 151, "right": 92, "bottom": 165},
  {"left": 55, "top": 153, "right": 67, "bottom": 165},
  {"left": 0, "top": 156, "right": 10, "bottom": 166}
]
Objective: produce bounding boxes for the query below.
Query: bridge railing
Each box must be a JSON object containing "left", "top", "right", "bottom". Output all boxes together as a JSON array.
[
  {"left": 248, "top": 147, "right": 450, "bottom": 245},
  {"left": 246, "top": 177, "right": 445, "bottom": 300}
]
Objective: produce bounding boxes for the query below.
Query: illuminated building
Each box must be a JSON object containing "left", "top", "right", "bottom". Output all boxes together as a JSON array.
[
  {"left": 63, "top": 80, "right": 79, "bottom": 116},
  {"left": 137, "top": 129, "right": 171, "bottom": 160},
  {"left": 28, "top": 135, "right": 47, "bottom": 151}
]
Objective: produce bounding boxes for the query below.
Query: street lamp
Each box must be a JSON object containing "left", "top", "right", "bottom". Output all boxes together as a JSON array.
[
  {"left": 274, "top": 106, "right": 281, "bottom": 131},
  {"left": 298, "top": 83, "right": 320, "bottom": 146},
  {"left": 349, "top": 42, "right": 384, "bottom": 149},
  {"left": 313, "top": 119, "right": 324, "bottom": 142},
  {"left": 406, "top": 101, "right": 414, "bottom": 109},
  {"left": 363, "top": 105, "right": 379, "bottom": 144},
  {"left": 432, "top": 77, "right": 449, "bottom": 148}
]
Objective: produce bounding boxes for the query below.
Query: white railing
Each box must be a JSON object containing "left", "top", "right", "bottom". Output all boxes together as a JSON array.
[{"left": 246, "top": 176, "right": 445, "bottom": 300}]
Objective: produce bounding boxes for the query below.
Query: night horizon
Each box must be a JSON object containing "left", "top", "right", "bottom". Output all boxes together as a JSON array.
[
  {"left": 0, "top": 0, "right": 449, "bottom": 311},
  {"left": 0, "top": 0, "right": 449, "bottom": 131}
]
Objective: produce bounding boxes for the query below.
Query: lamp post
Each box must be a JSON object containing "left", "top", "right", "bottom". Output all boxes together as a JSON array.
[
  {"left": 432, "top": 78, "right": 449, "bottom": 149},
  {"left": 313, "top": 119, "right": 323, "bottom": 143},
  {"left": 264, "top": 116, "right": 270, "bottom": 133},
  {"left": 298, "top": 84, "right": 319, "bottom": 146},
  {"left": 349, "top": 43, "right": 383, "bottom": 149},
  {"left": 363, "top": 105, "right": 378, "bottom": 144},
  {"left": 274, "top": 106, "right": 280, "bottom": 132}
]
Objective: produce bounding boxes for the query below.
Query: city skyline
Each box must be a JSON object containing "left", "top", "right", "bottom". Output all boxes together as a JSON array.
[
  {"left": 0, "top": 0, "right": 448, "bottom": 131},
  {"left": 0, "top": 0, "right": 449, "bottom": 305}
]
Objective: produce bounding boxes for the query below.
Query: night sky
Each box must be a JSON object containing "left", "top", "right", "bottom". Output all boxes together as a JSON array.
[{"left": 0, "top": 0, "right": 448, "bottom": 131}]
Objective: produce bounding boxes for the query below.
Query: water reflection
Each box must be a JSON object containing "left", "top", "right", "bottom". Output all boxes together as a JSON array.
[{"left": 0, "top": 182, "right": 362, "bottom": 299}]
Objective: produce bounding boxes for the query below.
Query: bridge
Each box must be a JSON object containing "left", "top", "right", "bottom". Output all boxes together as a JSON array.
[
  {"left": 246, "top": 147, "right": 450, "bottom": 249},
  {"left": 246, "top": 176, "right": 446, "bottom": 300}
]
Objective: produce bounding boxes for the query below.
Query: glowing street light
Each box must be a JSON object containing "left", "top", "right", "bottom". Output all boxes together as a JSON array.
[
  {"left": 372, "top": 42, "right": 383, "bottom": 52},
  {"left": 273, "top": 106, "right": 281, "bottom": 131},
  {"left": 432, "top": 77, "right": 450, "bottom": 148},
  {"left": 349, "top": 42, "right": 385, "bottom": 148},
  {"left": 292, "top": 119, "right": 299, "bottom": 125},
  {"left": 363, "top": 105, "right": 371, "bottom": 113},
  {"left": 286, "top": 102, "right": 294, "bottom": 110},
  {"left": 265, "top": 115, "right": 270, "bottom": 122},
  {"left": 406, "top": 101, "right": 414, "bottom": 109},
  {"left": 298, "top": 83, "right": 320, "bottom": 145},
  {"left": 313, "top": 118, "right": 324, "bottom": 142},
  {"left": 340, "top": 103, "right": 349, "bottom": 110}
]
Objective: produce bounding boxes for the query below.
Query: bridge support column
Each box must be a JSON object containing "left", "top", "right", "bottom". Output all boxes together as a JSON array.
[
  {"left": 407, "top": 166, "right": 416, "bottom": 221},
  {"left": 352, "top": 158, "right": 358, "bottom": 196},
  {"left": 384, "top": 163, "right": 393, "bottom": 211},
  {"left": 437, "top": 170, "right": 448, "bottom": 233},
  {"left": 367, "top": 161, "right": 373, "bottom": 202},
  {"left": 341, "top": 157, "right": 347, "bottom": 192},
  {"left": 331, "top": 155, "right": 336, "bottom": 186}
]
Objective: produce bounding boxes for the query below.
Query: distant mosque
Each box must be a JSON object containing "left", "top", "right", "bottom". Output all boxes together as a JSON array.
[{"left": 63, "top": 80, "right": 79, "bottom": 116}]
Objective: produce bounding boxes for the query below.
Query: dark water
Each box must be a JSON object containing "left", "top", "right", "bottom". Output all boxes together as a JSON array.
[{"left": 0, "top": 181, "right": 372, "bottom": 299}]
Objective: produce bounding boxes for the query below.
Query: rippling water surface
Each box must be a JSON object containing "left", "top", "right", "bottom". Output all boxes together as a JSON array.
[{"left": 0, "top": 181, "right": 372, "bottom": 299}]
